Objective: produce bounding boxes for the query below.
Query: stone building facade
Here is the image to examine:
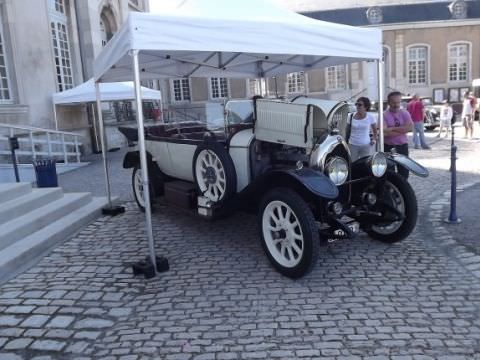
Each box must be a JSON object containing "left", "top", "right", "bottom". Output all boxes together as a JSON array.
[{"left": 0, "top": 0, "right": 149, "bottom": 150}]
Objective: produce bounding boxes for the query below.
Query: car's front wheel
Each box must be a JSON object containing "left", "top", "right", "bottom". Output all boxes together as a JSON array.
[
  {"left": 258, "top": 188, "right": 319, "bottom": 279},
  {"left": 365, "top": 171, "right": 417, "bottom": 243}
]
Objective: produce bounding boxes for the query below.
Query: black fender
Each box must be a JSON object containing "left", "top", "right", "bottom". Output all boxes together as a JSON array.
[
  {"left": 350, "top": 153, "right": 429, "bottom": 179},
  {"left": 123, "top": 151, "right": 166, "bottom": 196},
  {"left": 123, "top": 151, "right": 154, "bottom": 169},
  {"left": 386, "top": 153, "right": 429, "bottom": 178},
  {"left": 123, "top": 151, "right": 140, "bottom": 169},
  {"left": 239, "top": 167, "right": 338, "bottom": 205}
]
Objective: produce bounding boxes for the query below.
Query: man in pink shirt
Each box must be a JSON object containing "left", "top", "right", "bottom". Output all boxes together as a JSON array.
[
  {"left": 407, "top": 94, "right": 430, "bottom": 149},
  {"left": 384, "top": 91, "right": 414, "bottom": 179}
]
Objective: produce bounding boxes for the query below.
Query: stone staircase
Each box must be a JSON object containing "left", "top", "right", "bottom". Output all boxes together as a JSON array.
[{"left": 0, "top": 182, "right": 110, "bottom": 284}]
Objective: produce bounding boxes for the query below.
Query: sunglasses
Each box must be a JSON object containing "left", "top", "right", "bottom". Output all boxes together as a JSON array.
[{"left": 355, "top": 103, "right": 364, "bottom": 107}]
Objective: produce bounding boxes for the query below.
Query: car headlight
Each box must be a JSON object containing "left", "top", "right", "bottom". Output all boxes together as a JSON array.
[
  {"left": 326, "top": 157, "right": 349, "bottom": 185},
  {"left": 370, "top": 152, "right": 387, "bottom": 177}
]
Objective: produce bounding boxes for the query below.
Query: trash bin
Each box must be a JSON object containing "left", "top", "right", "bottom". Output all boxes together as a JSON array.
[{"left": 33, "top": 159, "right": 58, "bottom": 187}]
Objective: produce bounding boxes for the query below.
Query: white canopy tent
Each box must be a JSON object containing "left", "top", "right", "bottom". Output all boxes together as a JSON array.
[
  {"left": 95, "top": 0, "right": 381, "bottom": 81},
  {"left": 92, "top": 0, "right": 384, "bottom": 275},
  {"left": 52, "top": 79, "right": 162, "bottom": 216},
  {"left": 52, "top": 78, "right": 162, "bottom": 131},
  {"left": 53, "top": 78, "right": 161, "bottom": 105}
]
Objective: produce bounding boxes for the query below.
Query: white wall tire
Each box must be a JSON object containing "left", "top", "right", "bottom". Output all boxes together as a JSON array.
[{"left": 258, "top": 188, "right": 319, "bottom": 278}]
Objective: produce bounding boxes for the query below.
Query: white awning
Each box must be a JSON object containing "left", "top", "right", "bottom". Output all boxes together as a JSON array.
[
  {"left": 53, "top": 78, "right": 161, "bottom": 105},
  {"left": 94, "top": 0, "right": 382, "bottom": 82}
]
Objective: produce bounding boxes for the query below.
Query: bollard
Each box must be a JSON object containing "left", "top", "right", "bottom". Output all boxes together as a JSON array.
[
  {"left": 9, "top": 137, "right": 20, "bottom": 182},
  {"left": 445, "top": 119, "right": 461, "bottom": 224}
]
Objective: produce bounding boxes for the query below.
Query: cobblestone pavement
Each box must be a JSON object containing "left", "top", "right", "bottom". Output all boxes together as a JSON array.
[{"left": 1, "top": 128, "right": 480, "bottom": 359}]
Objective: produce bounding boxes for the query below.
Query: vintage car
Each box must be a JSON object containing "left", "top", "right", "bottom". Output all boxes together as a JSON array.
[
  {"left": 119, "top": 97, "right": 428, "bottom": 279},
  {"left": 401, "top": 96, "right": 441, "bottom": 131}
]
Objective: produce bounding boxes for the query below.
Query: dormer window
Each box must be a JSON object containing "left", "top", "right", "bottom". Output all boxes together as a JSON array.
[
  {"left": 449, "top": 1, "right": 467, "bottom": 19},
  {"left": 366, "top": 6, "right": 383, "bottom": 24}
]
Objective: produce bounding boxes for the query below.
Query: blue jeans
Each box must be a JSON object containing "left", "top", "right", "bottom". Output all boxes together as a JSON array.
[{"left": 412, "top": 121, "right": 428, "bottom": 148}]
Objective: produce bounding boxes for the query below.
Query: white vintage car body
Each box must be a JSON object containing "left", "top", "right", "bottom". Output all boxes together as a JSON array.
[{"left": 120, "top": 97, "right": 428, "bottom": 278}]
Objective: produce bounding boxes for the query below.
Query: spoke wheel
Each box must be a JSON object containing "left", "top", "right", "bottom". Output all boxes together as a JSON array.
[
  {"left": 263, "top": 200, "right": 305, "bottom": 268},
  {"left": 371, "top": 181, "right": 405, "bottom": 235},
  {"left": 259, "top": 188, "right": 319, "bottom": 278},
  {"left": 195, "top": 150, "right": 227, "bottom": 202},
  {"left": 193, "top": 142, "right": 236, "bottom": 206},
  {"left": 132, "top": 165, "right": 155, "bottom": 212},
  {"left": 366, "top": 171, "right": 417, "bottom": 243}
]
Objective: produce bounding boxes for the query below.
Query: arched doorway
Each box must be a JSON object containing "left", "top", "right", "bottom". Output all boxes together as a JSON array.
[{"left": 99, "top": 6, "right": 117, "bottom": 47}]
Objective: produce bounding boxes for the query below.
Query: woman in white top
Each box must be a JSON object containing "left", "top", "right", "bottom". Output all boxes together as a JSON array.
[
  {"left": 348, "top": 97, "right": 378, "bottom": 161},
  {"left": 437, "top": 100, "right": 453, "bottom": 138}
]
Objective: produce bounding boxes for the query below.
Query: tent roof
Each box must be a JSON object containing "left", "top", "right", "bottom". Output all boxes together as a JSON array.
[
  {"left": 94, "top": 0, "right": 382, "bottom": 82},
  {"left": 52, "top": 78, "right": 161, "bottom": 105}
]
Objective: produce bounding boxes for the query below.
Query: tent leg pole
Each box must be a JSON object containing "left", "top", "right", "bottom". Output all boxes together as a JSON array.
[
  {"left": 91, "top": 103, "right": 101, "bottom": 153},
  {"left": 130, "top": 49, "right": 169, "bottom": 279},
  {"left": 53, "top": 103, "right": 58, "bottom": 131},
  {"left": 377, "top": 60, "right": 385, "bottom": 152},
  {"left": 95, "top": 82, "right": 125, "bottom": 216}
]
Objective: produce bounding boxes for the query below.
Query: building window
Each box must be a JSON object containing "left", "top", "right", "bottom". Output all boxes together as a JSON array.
[
  {"left": 49, "top": 0, "right": 73, "bottom": 92},
  {"left": 171, "top": 78, "right": 190, "bottom": 102},
  {"left": 249, "top": 79, "right": 262, "bottom": 97},
  {"left": 210, "top": 77, "right": 229, "bottom": 99},
  {"left": 287, "top": 72, "right": 305, "bottom": 94},
  {"left": 326, "top": 66, "right": 346, "bottom": 90},
  {"left": 54, "top": 0, "right": 65, "bottom": 14},
  {"left": 407, "top": 46, "right": 427, "bottom": 84},
  {"left": 0, "top": 14, "right": 11, "bottom": 101},
  {"left": 448, "top": 43, "right": 469, "bottom": 82}
]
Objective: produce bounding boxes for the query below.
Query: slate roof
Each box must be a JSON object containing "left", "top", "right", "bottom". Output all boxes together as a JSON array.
[{"left": 302, "top": 1, "right": 480, "bottom": 26}]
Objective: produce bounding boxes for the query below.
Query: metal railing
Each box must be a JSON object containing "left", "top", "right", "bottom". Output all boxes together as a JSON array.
[{"left": 0, "top": 123, "right": 83, "bottom": 164}]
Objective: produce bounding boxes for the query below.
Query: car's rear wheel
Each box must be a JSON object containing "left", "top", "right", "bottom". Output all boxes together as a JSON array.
[
  {"left": 258, "top": 188, "right": 319, "bottom": 279},
  {"left": 193, "top": 142, "right": 236, "bottom": 204},
  {"left": 132, "top": 165, "right": 155, "bottom": 212}
]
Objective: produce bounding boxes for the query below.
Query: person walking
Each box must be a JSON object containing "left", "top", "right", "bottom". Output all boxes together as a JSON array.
[
  {"left": 347, "top": 97, "right": 378, "bottom": 161},
  {"left": 436, "top": 100, "right": 453, "bottom": 138},
  {"left": 407, "top": 94, "right": 430, "bottom": 149},
  {"left": 383, "top": 91, "right": 414, "bottom": 179},
  {"left": 462, "top": 91, "right": 474, "bottom": 139}
]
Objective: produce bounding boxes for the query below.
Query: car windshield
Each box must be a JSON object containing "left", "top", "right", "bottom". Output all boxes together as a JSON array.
[
  {"left": 422, "top": 98, "right": 433, "bottom": 106},
  {"left": 225, "top": 100, "right": 254, "bottom": 125}
]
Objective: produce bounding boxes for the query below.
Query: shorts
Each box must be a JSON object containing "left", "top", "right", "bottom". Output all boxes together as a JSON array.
[
  {"left": 440, "top": 119, "right": 451, "bottom": 128},
  {"left": 463, "top": 114, "right": 473, "bottom": 127}
]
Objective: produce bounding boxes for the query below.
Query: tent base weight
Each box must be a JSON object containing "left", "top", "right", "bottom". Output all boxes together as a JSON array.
[
  {"left": 131, "top": 256, "right": 169, "bottom": 279},
  {"left": 102, "top": 205, "right": 125, "bottom": 216}
]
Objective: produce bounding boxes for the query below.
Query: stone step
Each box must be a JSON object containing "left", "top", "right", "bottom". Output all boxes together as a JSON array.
[
  {"left": 0, "top": 192, "right": 92, "bottom": 251},
  {"left": 0, "top": 196, "right": 110, "bottom": 284},
  {"left": 0, "top": 187, "right": 64, "bottom": 225},
  {"left": 0, "top": 182, "right": 32, "bottom": 203}
]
